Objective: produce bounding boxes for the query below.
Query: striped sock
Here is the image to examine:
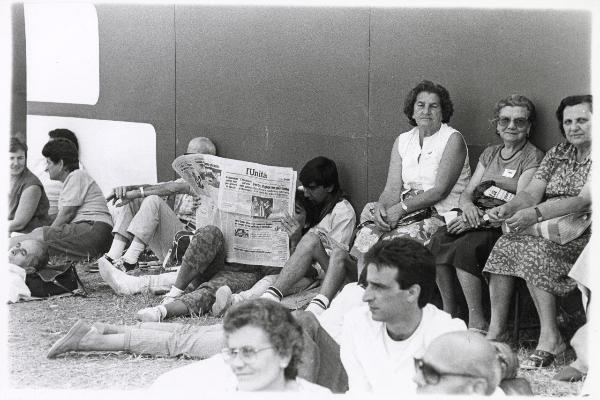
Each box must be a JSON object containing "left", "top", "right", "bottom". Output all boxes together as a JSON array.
[
  {"left": 261, "top": 287, "right": 283, "bottom": 302},
  {"left": 305, "top": 294, "right": 329, "bottom": 316}
]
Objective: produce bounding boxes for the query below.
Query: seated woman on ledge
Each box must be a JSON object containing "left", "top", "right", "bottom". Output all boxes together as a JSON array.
[
  {"left": 428, "top": 94, "right": 544, "bottom": 331},
  {"left": 301, "top": 80, "right": 471, "bottom": 315},
  {"left": 483, "top": 94, "right": 592, "bottom": 369},
  {"left": 9, "top": 138, "right": 113, "bottom": 260},
  {"left": 9, "top": 138, "right": 51, "bottom": 235}
]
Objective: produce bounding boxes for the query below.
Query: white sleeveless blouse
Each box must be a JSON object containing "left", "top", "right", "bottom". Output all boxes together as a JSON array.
[{"left": 397, "top": 123, "right": 471, "bottom": 214}]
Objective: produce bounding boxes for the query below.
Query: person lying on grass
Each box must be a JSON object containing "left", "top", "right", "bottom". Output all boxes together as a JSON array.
[{"left": 8, "top": 239, "right": 49, "bottom": 303}]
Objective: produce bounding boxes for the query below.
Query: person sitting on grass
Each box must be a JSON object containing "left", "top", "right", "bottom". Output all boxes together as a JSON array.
[
  {"left": 210, "top": 156, "right": 356, "bottom": 315},
  {"left": 9, "top": 137, "right": 51, "bottom": 235},
  {"left": 9, "top": 138, "right": 113, "bottom": 260},
  {"left": 149, "top": 299, "right": 330, "bottom": 393},
  {"left": 8, "top": 239, "right": 50, "bottom": 303},
  {"left": 413, "top": 331, "right": 504, "bottom": 395},
  {"left": 103, "top": 136, "right": 216, "bottom": 271},
  {"left": 98, "top": 190, "right": 318, "bottom": 323}
]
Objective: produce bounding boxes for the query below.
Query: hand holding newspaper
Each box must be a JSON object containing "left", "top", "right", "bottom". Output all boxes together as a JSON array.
[{"left": 172, "top": 154, "right": 297, "bottom": 267}]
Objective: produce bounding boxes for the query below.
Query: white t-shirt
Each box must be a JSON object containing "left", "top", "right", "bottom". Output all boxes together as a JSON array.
[
  {"left": 150, "top": 353, "right": 331, "bottom": 393},
  {"left": 8, "top": 263, "right": 30, "bottom": 303},
  {"left": 309, "top": 198, "right": 356, "bottom": 252},
  {"left": 318, "top": 282, "right": 365, "bottom": 342},
  {"left": 339, "top": 303, "right": 467, "bottom": 394}
]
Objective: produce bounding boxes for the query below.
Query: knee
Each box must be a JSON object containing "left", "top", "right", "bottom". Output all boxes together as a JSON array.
[
  {"left": 188, "top": 226, "right": 225, "bottom": 256},
  {"left": 330, "top": 247, "right": 351, "bottom": 269},
  {"left": 141, "top": 195, "right": 162, "bottom": 205},
  {"left": 297, "top": 232, "right": 322, "bottom": 252}
]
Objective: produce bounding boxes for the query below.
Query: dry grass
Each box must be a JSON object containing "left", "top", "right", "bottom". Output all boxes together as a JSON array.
[{"left": 7, "top": 258, "right": 585, "bottom": 394}]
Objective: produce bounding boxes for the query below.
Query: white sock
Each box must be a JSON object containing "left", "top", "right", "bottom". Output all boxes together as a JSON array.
[
  {"left": 157, "top": 305, "right": 168, "bottom": 319},
  {"left": 98, "top": 257, "right": 144, "bottom": 295},
  {"left": 305, "top": 294, "right": 329, "bottom": 316},
  {"left": 107, "top": 239, "right": 127, "bottom": 261},
  {"left": 166, "top": 286, "right": 184, "bottom": 298},
  {"left": 260, "top": 291, "right": 281, "bottom": 302},
  {"left": 122, "top": 240, "right": 145, "bottom": 264}
]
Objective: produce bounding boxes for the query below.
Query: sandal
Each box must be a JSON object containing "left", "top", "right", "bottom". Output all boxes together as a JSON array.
[
  {"left": 520, "top": 349, "right": 557, "bottom": 369},
  {"left": 468, "top": 328, "right": 488, "bottom": 336}
]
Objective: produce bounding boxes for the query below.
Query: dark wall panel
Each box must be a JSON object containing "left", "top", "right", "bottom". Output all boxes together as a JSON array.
[
  {"left": 27, "top": 4, "right": 177, "bottom": 182},
  {"left": 367, "top": 8, "right": 591, "bottom": 201},
  {"left": 11, "top": 3, "right": 26, "bottom": 141},
  {"left": 174, "top": 6, "right": 370, "bottom": 208}
]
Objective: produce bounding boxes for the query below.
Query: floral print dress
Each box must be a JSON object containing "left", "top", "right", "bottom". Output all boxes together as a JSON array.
[{"left": 483, "top": 142, "right": 591, "bottom": 296}]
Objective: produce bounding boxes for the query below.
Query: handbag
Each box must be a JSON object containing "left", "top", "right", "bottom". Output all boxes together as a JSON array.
[
  {"left": 25, "top": 263, "right": 87, "bottom": 297},
  {"left": 503, "top": 212, "right": 591, "bottom": 245}
]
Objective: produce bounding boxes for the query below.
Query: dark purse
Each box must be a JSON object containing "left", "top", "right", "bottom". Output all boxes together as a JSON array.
[{"left": 25, "top": 263, "right": 86, "bottom": 297}]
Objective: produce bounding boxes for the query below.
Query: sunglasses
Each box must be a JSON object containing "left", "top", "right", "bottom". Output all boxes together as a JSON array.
[
  {"left": 496, "top": 117, "right": 529, "bottom": 129},
  {"left": 414, "top": 358, "right": 480, "bottom": 385},
  {"left": 221, "top": 346, "right": 274, "bottom": 363}
]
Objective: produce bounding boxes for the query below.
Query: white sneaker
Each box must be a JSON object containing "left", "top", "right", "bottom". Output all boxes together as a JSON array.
[
  {"left": 211, "top": 286, "right": 233, "bottom": 316},
  {"left": 136, "top": 306, "right": 163, "bottom": 322},
  {"left": 98, "top": 256, "right": 144, "bottom": 295},
  {"left": 161, "top": 286, "right": 184, "bottom": 304}
]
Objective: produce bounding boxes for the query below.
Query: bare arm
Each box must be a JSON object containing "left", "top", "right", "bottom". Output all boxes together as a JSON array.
[
  {"left": 372, "top": 137, "right": 404, "bottom": 230},
  {"left": 386, "top": 132, "right": 467, "bottom": 225},
  {"left": 9, "top": 186, "right": 42, "bottom": 233},
  {"left": 109, "top": 181, "right": 192, "bottom": 206},
  {"left": 51, "top": 206, "right": 79, "bottom": 227},
  {"left": 486, "top": 177, "right": 546, "bottom": 221}
]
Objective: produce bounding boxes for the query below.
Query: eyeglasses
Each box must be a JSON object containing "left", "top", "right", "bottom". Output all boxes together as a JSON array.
[
  {"left": 496, "top": 117, "right": 529, "bottom": 129},
  {"left": 11, "top": 243, "right": 28, "bottom": 257},
  {"left": 221, "top": 346, "right": 274, "bottom": 363},
  {"left": 414, "top": 358, "right": 480, "bottom": 385}
]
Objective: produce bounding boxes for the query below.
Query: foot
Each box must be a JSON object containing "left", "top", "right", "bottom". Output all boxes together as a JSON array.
[
  {"left": 98, "top": 256, "right": 144, "bottom": 295},
  {"left": 486, "top": 330, "right": 512, "bottom": 344},
  {"left": 212, "top": 286, "right": 233, "bottom": 316},
  {"left": 521, "top": 349, "right": 557, "bottom": 369},
  {"left": 136, "top": 306, "right": 163, "bottom": 322},
  {"left": 468, "top": 327, "right": 488, "bottom": 336},
  {"left": 47, "top": 320, "right": 92, "bottom": 358},
  {"left": 114, "top": 258, "right": 138, "bottom": 272},
  {"left": 160, "top": 286, "right": 184, "bottom": 305},
  {"left": 553, "top": 365, "right": 586, "bottom": 382}
]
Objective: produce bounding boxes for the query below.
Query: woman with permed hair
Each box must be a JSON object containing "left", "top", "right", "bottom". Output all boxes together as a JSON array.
[{"left": 150, "top": 299, "right": 330, "bottom": 392}]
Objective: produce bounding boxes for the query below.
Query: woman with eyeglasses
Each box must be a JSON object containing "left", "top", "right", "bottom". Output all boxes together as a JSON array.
[
  {"left": 9, "top": 137, "right": 51, "bottom": 235},
  {"left": 484, "top": 95, "right": 592, "bottom": 369},
  {"left": 150, "top": 299, "right": 330, "bottom": 393},
  {"left": 428, "top": 95, "right": 544, "bottom": 332}
]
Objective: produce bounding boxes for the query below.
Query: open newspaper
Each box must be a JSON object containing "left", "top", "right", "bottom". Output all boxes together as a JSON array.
[{"left": 172, "top": 154, "right": 297, "bottom": 267}]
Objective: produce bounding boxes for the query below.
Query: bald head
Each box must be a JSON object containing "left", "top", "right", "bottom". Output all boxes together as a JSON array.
[
  {"left": 416, "top": 331, "right": 502, "bottom": 395},
  {"left": 186, "top": 137, "right": 216, "bottom": 156}
]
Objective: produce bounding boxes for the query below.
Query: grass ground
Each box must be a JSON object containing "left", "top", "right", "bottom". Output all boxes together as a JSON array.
[{"left": 7, "top": 258, "right": 585, "bottom": 394}]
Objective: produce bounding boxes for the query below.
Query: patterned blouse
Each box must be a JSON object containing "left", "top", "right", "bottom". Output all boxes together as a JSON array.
[{"left": 533, "top": 142, "right": 591, "bottom": 199}]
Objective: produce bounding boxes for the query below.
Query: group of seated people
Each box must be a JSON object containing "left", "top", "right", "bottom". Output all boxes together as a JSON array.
[{"left": 8, "top": 80, "right": 592, "bottom": 394}]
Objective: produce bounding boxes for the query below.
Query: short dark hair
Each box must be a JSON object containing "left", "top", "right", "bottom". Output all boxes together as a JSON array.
[
  {"left": 10, "top": 137, "right": 28, "bottom": 155},
  {"left": 42, "top": 138, "right": 79, "bottom": 172},
  {"left": 49, "top": 129, "right": 79, "bottom": 150},
  {"left": 403, "top": 80, "right": 454, "bottom": 126},
  {"left": 299, "top": 156, "right": 347, "bottom": 223},
  {"left": 223, "top": 299, "right": 304, "bottom": 380},
  {"left": 555, "top": 95, "right": 593, "bottom": 137},
  {"left": 492, "top": 94, "right": 537, "bottom": 137},
  {"left": 363, "top": 237, "right": 435, "bottom": 308}
]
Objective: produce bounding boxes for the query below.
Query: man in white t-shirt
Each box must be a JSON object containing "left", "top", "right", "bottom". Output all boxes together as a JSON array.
[
  {"left": 339, "top": 237, "right": 466, "bottom": 394},
  {"left": 295, "top": 237, "right": 466, "bottom": 394}
]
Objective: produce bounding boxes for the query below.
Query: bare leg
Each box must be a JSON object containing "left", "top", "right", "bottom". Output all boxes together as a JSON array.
[
  {"left": 527, "top": 283, "right": 564, "bottom": 353},
  {"left": 486, "top": 274, "right": 515, "bottom": 340},
  {"left": 163, "top": 299, "right": 190, "bottom": 318},
  {"left": 436, "top": 264, "right": 457, "bottom": 316},
  {"left": 271, "top": 233, "right": 329, "bottom": 293},
  {"left": 456, "top": 269, "right": 488, "bottom": 330},
  {"left": 318, "top": 248, "right": 357, "bottom": 301}
]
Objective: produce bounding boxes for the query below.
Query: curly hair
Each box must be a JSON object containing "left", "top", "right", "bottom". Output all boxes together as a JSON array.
[
  {"left": 223, "top": 299, "right": 304, "bottom": 380},
  {"left": 492, "top": 94, "right": 536, "bottom": 137},
  {"left": 403, "top": 80, "right": 454, "bottom": 126},
  {"left": 555, "top": 95, "right": 592, "bottom": 137}
]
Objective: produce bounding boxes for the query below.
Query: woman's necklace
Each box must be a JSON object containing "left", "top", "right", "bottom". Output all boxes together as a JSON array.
[{"left": 499, "top": 141, "right": 527, "bottom": 161}]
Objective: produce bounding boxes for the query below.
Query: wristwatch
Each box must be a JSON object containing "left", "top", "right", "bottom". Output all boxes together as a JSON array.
[{"left": 534, "top": 206, "right": 543, "bottom": 223}]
